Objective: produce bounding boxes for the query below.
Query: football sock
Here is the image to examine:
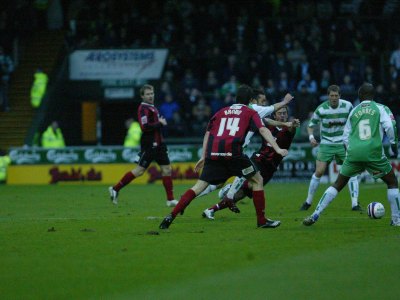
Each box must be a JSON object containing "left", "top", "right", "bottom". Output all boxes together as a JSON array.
[
  {"left": 113, "top": 172, "right": 135, "bottom": 192},
  {"left": 252, "top": 190, "right": 267, "bottom": 225},
  {"left": 387, "top": 188, "right": 400, "bottom": 219},
  {"left": 306, "top": 173, "right": 320, "bottom": 204},
  {"left": 241, "top": 180, "right": 253, "bottom": 199},
  {"left": 162, "top": 176, "right": 175, "bottom": 201},
  {"left": 314, "top": 186, "right": 338, "bottom": 216},
  {"left": 227, "top": 177, "right": 246, "bottom": 199},
  {"left": 171, "top": 189, "right": 196, "bottom": 218},
  {"left": 348, "top": 176, "right": 359, "bottom": 207},
  {"left": 197, "top": 184, "right": 217, "bottom": 197},
  {"left": 210, "top": 204, "right": 220, "bottom": 211}
]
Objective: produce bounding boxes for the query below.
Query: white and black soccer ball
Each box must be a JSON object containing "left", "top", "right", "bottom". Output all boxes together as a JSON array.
[{"left": 367, "top": 202, "right": 385, "bottom": 219}]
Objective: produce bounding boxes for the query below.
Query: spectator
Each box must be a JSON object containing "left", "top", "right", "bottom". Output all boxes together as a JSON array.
[
  {"left": 203, "top": 70, "right": 219, "bottom": 93},
  {"left": 271, "top": 52, "right": 292, "bottom": 81},
  {"left": 0, "top": 149, "right": 11, "bottom": 183},
  {"left": 287, "top": 39, "right": 305, "bottom": 74},
  {"left": 168, "top": 111, "right": 187, "bottom": 137},
  {"left": 319, "top": 69, "right": 332, "bottom": 92},
  {"left": 124, "top": 118, "right": 141, "bottom": 148},
  {"left": 340, "top": 75, "right": 355, "bottom": 94},
  {"left": 276, "top": 71, "right": 295, "bottom": 94},
  {"left": 221, "top": 75, "right": 239, "bottom": 97},
  {"left": 388, "top": 65, "right": 399, "bottom": 83},
  {"left": 386, "top": 81, "right": 400, "bottom": 132},
  {"left": 0, "top": 46, "right": 14, "bottom": 111},
  {"left": 362, "top": 65, "right": 376, "bottom": 84},
  {"left": 297, "top": 73, "right": 318, "bottom": 94},
  {"left": 389, "top": 42, "right": 400, "bottom": 71},
  {"left": 191, "top": 97, "right": 211, "bottom": 136},
  {"left": 265, "top": 79, "right": 277, "bottom": 100},
  {"left": 209, "top": 89, "right": 224, "bottom": 115},
  {"left": 30, "top": 68, "right": 48, "bottom": 108},
  {"left": 293, "top": 85, "right": 318, "bottom": 121},
  {"left": 41, "top": 121, "right": 66, "bottom": 148},
  {"left": 296, "top": 55, "right": 312, "bottom": 81},
  {"left": 159, "top": 93, "right": 180, "bottom": 122}
]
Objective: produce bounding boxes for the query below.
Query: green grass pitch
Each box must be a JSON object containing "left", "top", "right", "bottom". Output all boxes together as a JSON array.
[{"left": 1, "top": 183, "right": 399, "bottom": 299}]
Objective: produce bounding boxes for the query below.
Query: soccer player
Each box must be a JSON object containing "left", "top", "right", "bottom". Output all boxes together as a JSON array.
[
  {"left": 202, "top": 106, "right": 300, "bottom": 219},
  {"left": 303, "top": 83, "right": 400, "bottom": 226},
  {"left": 300, "top": 85, "right": 361, "bottom": 211},
  {"left": 159, "top": 85, "right": 289, "bottom": 229},
  {"left": 197, "top": 88, "right": 294, "bottom": 197},
  {"left": 108, "top": 84, "right": 177, "bottom": 207}
]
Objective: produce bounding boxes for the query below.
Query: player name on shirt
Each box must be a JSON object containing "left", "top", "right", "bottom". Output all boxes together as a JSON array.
[
  {"left": 224, "top": 109, "right": 242, "bottom": 115},
  {"left": 353, "top": 107, "right": 376, "bottom": 118}
]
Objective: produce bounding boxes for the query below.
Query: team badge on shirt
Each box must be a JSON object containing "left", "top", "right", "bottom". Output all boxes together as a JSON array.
[{"left": 141, "top": 116, "right": 148, "bottom": 124}]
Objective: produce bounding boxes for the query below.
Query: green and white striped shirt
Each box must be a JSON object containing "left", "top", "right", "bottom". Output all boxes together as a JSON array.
[{"left": 309, "top": 99, "right": 353, "bottom": 145}]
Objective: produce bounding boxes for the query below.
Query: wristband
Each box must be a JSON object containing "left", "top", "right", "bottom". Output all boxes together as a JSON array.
[{"left": 309, "top": 135, "right": 315, "bottom": 142}]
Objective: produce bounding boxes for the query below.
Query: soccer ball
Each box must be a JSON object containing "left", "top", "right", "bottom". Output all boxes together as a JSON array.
[{"left": 367, "top": 202, "right": 385, "bottom": 219}]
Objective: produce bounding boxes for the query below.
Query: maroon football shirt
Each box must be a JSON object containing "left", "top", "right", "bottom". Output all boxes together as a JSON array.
[
  {"left": 137, "top": 102, "right": 163, "bottom": 148},
  {"left": 253, "top": 125, "right": 295, "bottom": 169},
  {"left": 205, "top": 104, "right": 264, "bottom": 160}
]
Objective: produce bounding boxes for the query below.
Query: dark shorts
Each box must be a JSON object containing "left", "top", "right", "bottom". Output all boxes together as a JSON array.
[
  {"left": 241, "top": 158, "right": 275, "bottom": 199},
  {"left": 251, "top": 155, "right": 276, "bottom": 186},
  {"left": 137, "top": 144, "right": 171, "bottom": 168},
  {"left": 200, "top": 155, "right": 258, "bottom": 185},
  {"left": 256, "top": 161, "right": 275, "bottom": 185}
]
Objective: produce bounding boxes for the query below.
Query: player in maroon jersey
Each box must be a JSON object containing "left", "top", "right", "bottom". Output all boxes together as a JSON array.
[
  {"left": 202, "top": 106, "right": 300, "bottom": 219},
  {"left": 108, "top": 84, "right": 177, "bottom": 207},
  {"left": 159, "top": 85, "right": 289, "bottom": 230}
]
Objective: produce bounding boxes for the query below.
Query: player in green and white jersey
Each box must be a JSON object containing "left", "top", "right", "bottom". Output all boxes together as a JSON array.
[
  {"left": 303, "top": 83, "right": 400, "bottom": 226},
  {"left": 300, "top": 85, "right": 361, "bottom": 211},
  {"left": 197, "top": 89, "right": 294, "bottom": 199}
]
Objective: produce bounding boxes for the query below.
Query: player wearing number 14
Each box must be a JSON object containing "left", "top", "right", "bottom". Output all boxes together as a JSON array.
[{"left": 159, "top": 85, "right": 289, "bottom": 229}]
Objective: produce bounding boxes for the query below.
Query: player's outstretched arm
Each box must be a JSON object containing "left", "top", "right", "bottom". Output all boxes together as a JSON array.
[
  {"left": 259, "top": 127, "right": 288, "bottom": 157},
  {"left": 264, "top": 118, "right": 300, "bottom": 130},
  {"left": 273, "top": 93, "right": 294, "bottom": 112},
  {"left": 264, "top": 118, "right": 290, "bottom": 128}
]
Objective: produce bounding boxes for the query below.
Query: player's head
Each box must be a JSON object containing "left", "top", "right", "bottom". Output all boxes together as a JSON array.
[
  {"left": 358, "top": 83, "right": 375, "bottom": 101},
  {"left": 274, "top": 106, "right": 289, "bottom": 122},
  {"left": 327, "top": 85, "right": 340, "bottom": 108},
  {"left": 235, "top": 84, "right": 254, "bottom": 104},
  {"left": 251, "top": 88, "right": 267, "bottom": 106},
  {"left": 140, "top": 84, "right": 155, "bottom": 104}
]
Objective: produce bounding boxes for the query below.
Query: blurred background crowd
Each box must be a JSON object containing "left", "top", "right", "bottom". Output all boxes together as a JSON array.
[{"left": 1, "top": 0, "right": 400, "bottom": 143}]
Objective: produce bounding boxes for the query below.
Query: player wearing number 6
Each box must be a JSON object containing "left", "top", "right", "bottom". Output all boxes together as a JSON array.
[
  {"left": 159, "top": 85, "right": 289, "bottom": 229},
  {"left": 303, "top": 83, "right": 400, "bottom": 226}
]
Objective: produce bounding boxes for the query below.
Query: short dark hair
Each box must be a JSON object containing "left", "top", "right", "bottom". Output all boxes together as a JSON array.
[
  {"left": 327, "top": 85, "right": 340, "bottom": 94},
  {"left": 252, "top": 88, "right": 265, "bottom": 100},
  {"left": 140, "top": 84, "right": 154, "bottom": 96},
  {"left": 236, "top": 85, "right": 253, "bottom": 104},
  {"left": 358, "top": 83, "right": 375, "bottom": 100}
]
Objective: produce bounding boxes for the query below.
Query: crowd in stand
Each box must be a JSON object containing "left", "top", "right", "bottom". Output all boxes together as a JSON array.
[{"left": 1, "top": 0, "right": 400, "bottom": 141}]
